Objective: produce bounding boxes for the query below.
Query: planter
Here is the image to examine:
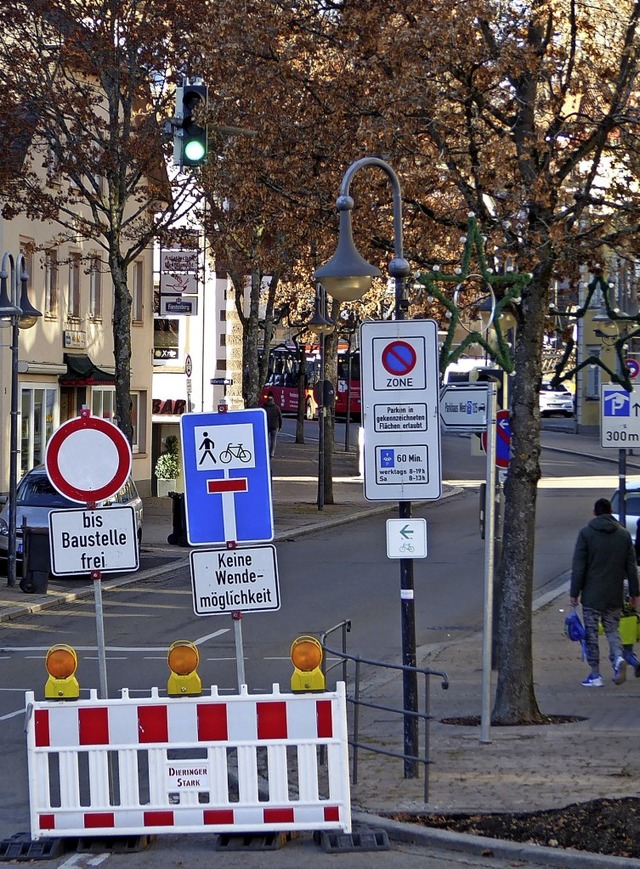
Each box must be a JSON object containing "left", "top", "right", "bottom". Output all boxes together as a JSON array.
[{"left": 157, "top": 479, "right": 177, "bottom": 498}]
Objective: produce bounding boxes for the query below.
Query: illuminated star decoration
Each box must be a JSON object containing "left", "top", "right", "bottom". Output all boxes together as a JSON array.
[
  {"left": 548, "top": 274, "right": 640, "bottom": 393},
  {"left": 412, "top": 214, "right": 531, "bottom": 375}
]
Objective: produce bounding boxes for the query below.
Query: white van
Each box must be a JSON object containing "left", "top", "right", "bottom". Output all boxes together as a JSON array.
[{"left": 442, "top": 359, "right": 508, "bottom": 407}]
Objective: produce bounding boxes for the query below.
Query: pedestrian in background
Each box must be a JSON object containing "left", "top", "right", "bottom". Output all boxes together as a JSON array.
[
  {"left": 263, "top": 390, "right": 283, "bottom": 459},
  {"left": 570, "top": 497, "right": 639, "bottom": 687}
]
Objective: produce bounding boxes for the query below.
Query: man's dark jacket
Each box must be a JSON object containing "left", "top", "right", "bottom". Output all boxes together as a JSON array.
[{"left": 571, "top": 514, "right": 639, "bottom": 610}]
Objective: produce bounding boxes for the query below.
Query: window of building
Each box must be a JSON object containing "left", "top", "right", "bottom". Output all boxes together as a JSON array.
[
  {"left": 45, "top": 249, "right": 58, "bottom": 317},
  {"left": 20, "top": 387, "right": 58, "bottom": 475},
  {"left": 69, "top": 253, "right": 81, "bottom": 318},
  {"left": 89, "top": 255, "right": 102, "bottom": 320},
  {"left": 153, "top": 318, "right": 180, "bottom": 363},
  {"left": 92, "top": 387, "right": 115, "bottom": 421},
  {"left": 132, "top": 260, "right": 144, "bottom": 323}
]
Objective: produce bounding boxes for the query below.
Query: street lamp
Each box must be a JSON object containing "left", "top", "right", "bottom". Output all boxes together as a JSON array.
[
  {"left": 0, "top": 252, "right": 42, "bottom": 588},
  {"left": 315, "top": 157, "right": 418, "bottom": 777},
  {"left": 307, "top": 285, "right": 334, "bottom": 511}
]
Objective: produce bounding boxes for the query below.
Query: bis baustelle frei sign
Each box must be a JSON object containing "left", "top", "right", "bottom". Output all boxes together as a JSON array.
[
  {"left": 44, "top": 412, "right": 138, "bottom": 575},
  {"left": 180, "top": 409, "right": 280, "bottom": 616}
]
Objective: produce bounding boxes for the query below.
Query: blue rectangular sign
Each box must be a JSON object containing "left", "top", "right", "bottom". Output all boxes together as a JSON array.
[{"left": 180, "top": 410, "right": 273, "bottom": 545}]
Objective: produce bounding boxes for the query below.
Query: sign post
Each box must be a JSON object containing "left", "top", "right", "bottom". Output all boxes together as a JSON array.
[
  {"left": 45, "top": 407, "right": 133, "bottom": 700},
  {"left": 360, "top": 318, "right": 441, "bottom": 777},
  {"left": 480, "top": 386, "right": 498, "bottom": 744}
]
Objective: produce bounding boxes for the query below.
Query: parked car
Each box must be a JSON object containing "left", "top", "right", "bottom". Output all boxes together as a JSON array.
[
  {"left": 539, "top": 382, "right": 574, "bottom": 417},
  {"left": 611, "top": 483, "right": 640, "bottom": 537},
  {"left": 0, "top": 465, "right": 143, "bottom": 575}
]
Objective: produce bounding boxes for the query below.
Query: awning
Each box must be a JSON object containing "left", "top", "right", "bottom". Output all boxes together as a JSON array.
[{"left": 59, "top": 353, "right": 115, "bottom": 386}]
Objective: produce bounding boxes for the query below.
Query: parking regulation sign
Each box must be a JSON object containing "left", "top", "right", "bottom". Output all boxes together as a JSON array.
[
  {"left": 600, "top": 384, "right": 640, "bottom": 448},
  {"left": 360, "top": 320, "right": 441, "bottom": 501},
  {"left": 180, "top": 409, "right": 273, "bottom": 544}
]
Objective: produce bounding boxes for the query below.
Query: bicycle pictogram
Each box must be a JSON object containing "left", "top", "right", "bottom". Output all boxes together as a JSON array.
[
  {"left": 399, "top": 542, "right": 415, "bottom": 553},
  {"left": 219, "top": 442, "right": 252, "bottom": 464}
]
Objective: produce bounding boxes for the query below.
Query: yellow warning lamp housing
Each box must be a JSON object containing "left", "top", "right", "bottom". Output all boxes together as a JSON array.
[
  {"left": 167, "top": 640, "right": 202, "bottom": 696},
  {"left": 44, "top": 644, "right": 80, "bottom": 700},
  {"left": 290, "top": 635, "right": 325, "bottom": 693}
]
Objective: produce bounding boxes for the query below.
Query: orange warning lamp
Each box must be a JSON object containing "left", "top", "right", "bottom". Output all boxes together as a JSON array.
[
  {"left": 167, "top": 640, "right": 202, "bottom": 696},
  {"left": 290, "top": 635, "right": 325, "bottom": 693},
  {"left": 45, "top": 644, "right": 80, "bottom": 699}
]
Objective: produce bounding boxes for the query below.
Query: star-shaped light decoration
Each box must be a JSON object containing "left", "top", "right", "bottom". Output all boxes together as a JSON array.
[
  {"left": 548, "top": 274, "right": 640, "bottom": 393},
  {"left": 412, "top": 214, "right": 531, "bottom": 375}
]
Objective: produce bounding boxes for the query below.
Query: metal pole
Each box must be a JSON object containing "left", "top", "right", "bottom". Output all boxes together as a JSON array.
[
  {"left": 481, "top": 385, "right": 497, "bottom": 743},
  {"left": 317, "top": 329, "right": 325, "bottom": 511},
  {"left": 344, "top": 335, "right": 352, "bottom": 452},
  {"left": 619, "top": 450, "right": 627, "bottom": 529},
  {"left": 232, "top": 611, "right": 246, "bottom": 689},
  {"left": 7, "top": 314, "right": 19, "bottom": 588},
  {"left": 92, "top": 570, "right": 109, "bottom": 699}
]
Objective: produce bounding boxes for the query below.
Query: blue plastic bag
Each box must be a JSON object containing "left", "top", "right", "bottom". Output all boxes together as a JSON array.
[{"left": 564, "top": 608, "right": 587, "bottom": 659}]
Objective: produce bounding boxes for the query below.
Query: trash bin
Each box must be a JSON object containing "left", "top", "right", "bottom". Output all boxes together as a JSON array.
[
  {"left": 20, "top": 527, "right": 51, "bottom": 594},
  {"left": 167, "top": 492, "right": 188, "bottom": 547}
]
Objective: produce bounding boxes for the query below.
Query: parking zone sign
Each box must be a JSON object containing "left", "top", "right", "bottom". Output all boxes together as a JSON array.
[{"left": 360, "top": 320, "right": 441, "bottom": 501}]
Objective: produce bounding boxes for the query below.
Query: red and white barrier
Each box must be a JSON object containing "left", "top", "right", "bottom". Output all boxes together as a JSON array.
[{"left": 25, "top": 683, "right": 351, "bottom": 839}]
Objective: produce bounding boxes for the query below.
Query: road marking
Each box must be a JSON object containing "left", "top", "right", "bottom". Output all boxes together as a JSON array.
[
  {"left": 0, "top": 633, "right": 230, "bottom": 653},
  {"left": 0, "top": 708, "right": 25, "bottom": 721}
]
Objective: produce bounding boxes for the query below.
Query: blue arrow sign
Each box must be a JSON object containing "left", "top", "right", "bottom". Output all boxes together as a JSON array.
[{"left": 180, "top": 410, "right": 273, "bottom": 545}]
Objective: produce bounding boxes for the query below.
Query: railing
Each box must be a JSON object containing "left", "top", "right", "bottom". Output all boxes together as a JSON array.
[{"left": 320, "top": 620, "right": 448, "bottom": 803}]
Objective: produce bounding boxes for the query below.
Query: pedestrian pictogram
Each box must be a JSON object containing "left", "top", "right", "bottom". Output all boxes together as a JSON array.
[
  {"left": 381, "top": 340, "right": 417, "bottom": 376},
  {"left": 181, "top": 410, "right": 273, "bottom": 545}
]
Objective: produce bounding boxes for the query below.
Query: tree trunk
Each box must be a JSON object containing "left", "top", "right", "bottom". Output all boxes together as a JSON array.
[
  {"left": 110, "top": 253, "right": 133, "bottom": 445},
  {"left": 492, "top": 263, "right": 551, "bottom": 723}
]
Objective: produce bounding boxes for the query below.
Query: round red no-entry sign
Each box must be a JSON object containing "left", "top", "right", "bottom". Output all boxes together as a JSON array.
[{"left": 45, "top": 415, "right": 132, "bottom": 503}]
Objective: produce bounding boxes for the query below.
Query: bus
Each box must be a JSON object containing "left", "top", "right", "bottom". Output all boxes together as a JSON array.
[{"left": 259, "top": 344, "right": 361, "bottom": 419}]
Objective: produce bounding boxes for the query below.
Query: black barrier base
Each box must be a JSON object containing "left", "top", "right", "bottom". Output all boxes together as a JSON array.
[{"left": 0, "top": 832, "right": 66, "bottom": 861}]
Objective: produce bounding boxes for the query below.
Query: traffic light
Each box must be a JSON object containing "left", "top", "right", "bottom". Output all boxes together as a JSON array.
[
  {"left": 173, "top": 80, "right": 208, "bottom": 168},
  {"left": 44, "top": 644, "right": 80, "bottom": 700},
  {"left": 290, "top": 635, "right": 325, "bottom": 693},
  {"left": 167, "top": 640, "right": 202, "bottom": 696}
]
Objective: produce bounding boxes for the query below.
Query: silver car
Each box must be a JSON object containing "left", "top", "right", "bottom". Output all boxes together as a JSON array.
[
  {"left": 0, "top": 465, "right": 143, "bottom": 575},
  {"left": 611, "top": 483, "right": 640, "bottom": 537}
]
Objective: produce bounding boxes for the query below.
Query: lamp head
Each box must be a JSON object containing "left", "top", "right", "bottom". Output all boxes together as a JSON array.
[
  {"left": 17, "top": 273, "right": 42, "bottom": 330},
  {"left": 307, "top": 293, "right": 334, "bottom": 336},
  {"left": 314, "top": 195, "right": 381, "bottom": 302},
  {"left": 0, "top": 272, "right": 20, "bottom": 321}
]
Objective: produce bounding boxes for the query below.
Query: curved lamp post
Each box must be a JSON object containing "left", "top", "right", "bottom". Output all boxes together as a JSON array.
[
  {"left": 0, "top": 252, "right": 42, "bottom": 588},
  {"left": 315, "top": 157, "right": 419, "bottom": 777}
]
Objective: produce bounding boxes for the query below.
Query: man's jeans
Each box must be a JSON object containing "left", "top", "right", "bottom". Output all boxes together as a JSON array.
[{"left": 582, "top": 606, "right": 623, "bottom": 670}]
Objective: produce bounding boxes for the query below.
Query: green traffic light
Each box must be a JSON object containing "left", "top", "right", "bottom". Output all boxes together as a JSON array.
[{"left": 184, "top": 139, "right": 206, "bottom": 163}]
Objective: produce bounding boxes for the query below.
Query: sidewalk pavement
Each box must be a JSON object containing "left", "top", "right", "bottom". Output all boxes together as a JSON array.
[{"left": 2, "top": 425, "right": 640, "bottom": 867}]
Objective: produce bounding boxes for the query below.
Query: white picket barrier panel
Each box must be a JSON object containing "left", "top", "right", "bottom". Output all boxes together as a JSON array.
[{"left": 25, "top": 682, "right": 351, "bottom": 840}]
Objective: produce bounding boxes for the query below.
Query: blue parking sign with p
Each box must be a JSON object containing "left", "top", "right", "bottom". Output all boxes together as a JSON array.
[
  {"left": 603, "top": 388, "right": 630, "bottom": 417},
  {"left": 180, "top": 409, "right": 273, "bottom": 545}
]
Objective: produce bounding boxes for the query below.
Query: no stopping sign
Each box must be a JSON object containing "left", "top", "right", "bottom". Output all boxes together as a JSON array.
[{"left": 45, "top": 414, "right": 132, "bottom": 503}]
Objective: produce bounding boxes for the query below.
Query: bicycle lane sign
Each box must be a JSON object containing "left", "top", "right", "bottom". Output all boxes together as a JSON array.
[{"left": 180, "top": 409, "right": 273, "bottom": 545}]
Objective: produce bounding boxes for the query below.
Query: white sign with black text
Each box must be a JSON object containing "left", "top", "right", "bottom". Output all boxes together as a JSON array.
[
  {"left": 48, "top": 506, "right": 139, "bottom": 575},
  {"left": 190, "top": 544, "right": 280, "bottom": 615}
]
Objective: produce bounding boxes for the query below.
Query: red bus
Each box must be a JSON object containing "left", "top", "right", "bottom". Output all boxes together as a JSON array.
[{"left": 260, "top": 345, "right": 361, "bottom": 419}]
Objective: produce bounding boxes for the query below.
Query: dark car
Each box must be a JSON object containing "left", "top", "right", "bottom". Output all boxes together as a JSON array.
[{"left": 0, "top": 465, "right": 143, "bottom": 575}]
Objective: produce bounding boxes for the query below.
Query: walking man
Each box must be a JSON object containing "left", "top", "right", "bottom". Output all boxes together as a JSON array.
[
  {"left": 570, "top": 497, "right": 639, "bottom": 687},
  {"left": 263, "top": 390, "right": 283, "bottom": 458}
]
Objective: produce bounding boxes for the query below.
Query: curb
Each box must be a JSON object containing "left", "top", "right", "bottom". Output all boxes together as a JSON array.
[{"left": 353, "top": 812, "right": 640, "bottom": 868}]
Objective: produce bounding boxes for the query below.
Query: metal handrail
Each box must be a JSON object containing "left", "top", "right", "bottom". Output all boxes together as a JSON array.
[{"left": 320, "top": 624, "right": 448, "bottom": 803}]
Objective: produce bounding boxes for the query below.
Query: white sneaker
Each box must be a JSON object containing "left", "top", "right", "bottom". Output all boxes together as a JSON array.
[
  {"left": 581, "top": 673, "right": 603, "bottom": 687},
  {"left": 613, "top": 657, "right": 627, "bottom": 685}
]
